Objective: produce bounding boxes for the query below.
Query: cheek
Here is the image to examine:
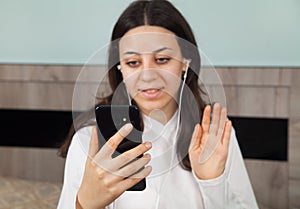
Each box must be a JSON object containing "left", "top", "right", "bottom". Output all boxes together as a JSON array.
[
  {"left": 166, "top": 65, "right": 184, "bottom": 93},
  {"left": 120, "top": 70, "right": 130, "bottom": 80},
  {"left": 122, "top": 72, "right": 139, "bottom": 96},
  {"left": 165, "top": 62, "right": 184, "bottom": 78},
  {"left": 161, "top": 68, "right": 183, "bottom": 86}
]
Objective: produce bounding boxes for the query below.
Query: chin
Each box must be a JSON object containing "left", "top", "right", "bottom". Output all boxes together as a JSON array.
[
  {"left": 139, "top": 103, "right": 163, "bottom": 112},
  {"left": 136, "top": 100, "right": 173, "bottom": 114}
]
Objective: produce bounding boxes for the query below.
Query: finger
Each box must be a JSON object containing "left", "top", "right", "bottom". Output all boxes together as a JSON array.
[
  {"left": 189, "top": 124, "right": 201, "bottom": 152},
  {"left": 201, "top": 105, "right": 211, "bottom": 133},
  {"left": 222, "top": 120, "right": 232, "bottom": 148},
  {"left": 217, "top": 107, "right": 227, "bottom": 137},
  {"left": 117, "top": 166, "right": 152, "bottom": 191},
  {"left": 88, "top": 126, "right": 99, "bottom": 158},
  {"left": 100, "top": 123, "right": 133, "bottom": 157},
  {"left": 116, "top": 154, "right": 151, "bottom": 179},
  {"left": 113, "top": 142, "right": 152, "bottom": 168},
  {"left": 210, "top": 103, "right": 221, "bottom": 135}
]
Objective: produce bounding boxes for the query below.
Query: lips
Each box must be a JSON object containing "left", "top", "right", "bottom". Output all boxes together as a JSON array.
[
  {"left": 139, "top": 87, "right": 164, "bottom": 98},
  {"left": 142, "top": 88, "right": 161, "bottom": 92}
]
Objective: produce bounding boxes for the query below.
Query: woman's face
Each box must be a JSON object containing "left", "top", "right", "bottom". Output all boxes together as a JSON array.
[{"left": 119, "top": 26, "right": 187, "bottom": 122}]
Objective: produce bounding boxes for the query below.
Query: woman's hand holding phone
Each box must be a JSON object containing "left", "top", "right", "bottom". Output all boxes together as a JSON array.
[
  {"left": 76, "top": 124, "right": 152, "bottom": 209},
  {"left": 189, "top": 103, "right": 232, "bottom": 180}
]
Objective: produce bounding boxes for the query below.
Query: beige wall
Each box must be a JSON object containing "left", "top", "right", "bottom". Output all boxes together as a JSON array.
[{"left": 0, "top": 65, "right": 299, "bottom": 208}]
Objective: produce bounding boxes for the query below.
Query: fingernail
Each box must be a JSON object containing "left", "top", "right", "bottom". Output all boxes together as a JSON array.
[
  {"left": 144, "top": 142, "right": 152, "bottom": 148},
  {"left": 124, "top": 123, "right": 133, "bottom": 131},
  {"left": 144, "top": 154, "right": 151, "bottom": 159},
  {"left": 146, "top": 166, "right": 152, "bottom": 172}
]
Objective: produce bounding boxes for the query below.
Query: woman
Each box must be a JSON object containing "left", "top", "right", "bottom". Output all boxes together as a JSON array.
[{"left": 58, "top": 0, "right": 258, "bottom": 208}]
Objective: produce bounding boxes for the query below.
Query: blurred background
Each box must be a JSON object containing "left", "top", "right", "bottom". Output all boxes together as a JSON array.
[{"left": 0, "top": 0, "right": 299, "bottom": 208}]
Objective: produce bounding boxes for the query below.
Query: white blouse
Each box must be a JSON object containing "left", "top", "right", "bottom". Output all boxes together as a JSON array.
[{"left": 57, "top": 112, "right": 258, "bottom": 209}]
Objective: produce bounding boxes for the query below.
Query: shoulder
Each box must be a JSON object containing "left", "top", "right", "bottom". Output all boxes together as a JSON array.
[
  {"left": 230, "top": 126, "right": 237, "bottom": 140},
  {"left": 229, "top": 125, "right": 239, "bottom": 146},
  {"left": 73, "top": 126, "right": 93, "bottom": 140},
  {"left": 68, "top": 126, "right": 94, "bottom": 158},
  {"left": 228, "top": 125, "right": 240, "bottom": 153}
]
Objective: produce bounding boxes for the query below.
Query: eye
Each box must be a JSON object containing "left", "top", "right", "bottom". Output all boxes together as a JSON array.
[
  {"left": 126, "top": 60, "right": 140, "bottom": 67},
  {"left": 156, "top": 57, "right": 170, "bottom": 64}
]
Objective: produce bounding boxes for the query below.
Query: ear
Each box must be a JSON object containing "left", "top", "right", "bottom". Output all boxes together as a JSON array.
[
  {"left": 182, "top": 58, "right": 191, "bottom": 72},
  {"left": 182, "top": 63, "right": 187, "bottom": 72}
]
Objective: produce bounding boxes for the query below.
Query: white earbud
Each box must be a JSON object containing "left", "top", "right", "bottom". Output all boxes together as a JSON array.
[
  {"left": 117, "top": 65, "right": 121, "bottom": 70},
  {"left": 183, "top": 58, "right": 191, "bottom": 79}
]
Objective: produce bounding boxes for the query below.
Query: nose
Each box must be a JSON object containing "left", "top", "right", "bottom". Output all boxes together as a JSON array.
[{"left": 139, "top": 54, "right": 158, "bottom": 82}]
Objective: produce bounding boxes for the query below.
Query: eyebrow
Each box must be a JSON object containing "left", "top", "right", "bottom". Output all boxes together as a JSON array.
[{"left": 123, "top": 47, "right": 173, "bottom": 55}]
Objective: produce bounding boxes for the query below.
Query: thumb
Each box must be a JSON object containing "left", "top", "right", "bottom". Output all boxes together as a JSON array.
[
  {"left": 189, "top": 124, "right": 202, "bottom": 152},
  {"left": 88, "top": 126, "right": 99, "bottom": 158}
]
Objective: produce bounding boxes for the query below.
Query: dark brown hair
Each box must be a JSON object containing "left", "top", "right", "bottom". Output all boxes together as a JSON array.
[{"left": 58, "top": 0, "right": 207, "bottom": 171}]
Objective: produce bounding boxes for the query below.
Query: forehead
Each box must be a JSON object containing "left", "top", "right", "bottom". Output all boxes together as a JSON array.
[{"left": 119, "top": 26, "right": 182, "bottom": 57}]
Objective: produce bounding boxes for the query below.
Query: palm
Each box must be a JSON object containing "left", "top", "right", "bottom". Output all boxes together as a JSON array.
[{"left": 189, "top": 104, "right": 232, "bottom": 180}]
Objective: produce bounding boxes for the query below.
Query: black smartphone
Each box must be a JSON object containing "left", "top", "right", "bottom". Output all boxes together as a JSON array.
[{"left": 95, "top": 105, "right": 146, "bottom": 191}]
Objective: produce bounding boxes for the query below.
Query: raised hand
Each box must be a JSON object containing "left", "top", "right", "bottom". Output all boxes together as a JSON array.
[
  {"left": 189, "top": 103, "right": 232, "bottom": 180},
  {"left": 77, "top": 124, "right": 152, "bottom": 209}
]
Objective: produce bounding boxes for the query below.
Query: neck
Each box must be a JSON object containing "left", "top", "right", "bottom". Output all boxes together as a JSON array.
[
  {"left": 148, "top": 109, "right": 168, "bottom": 125},
  {"left": 142, "top": 105, "right": 178, "bottom": 125}
]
